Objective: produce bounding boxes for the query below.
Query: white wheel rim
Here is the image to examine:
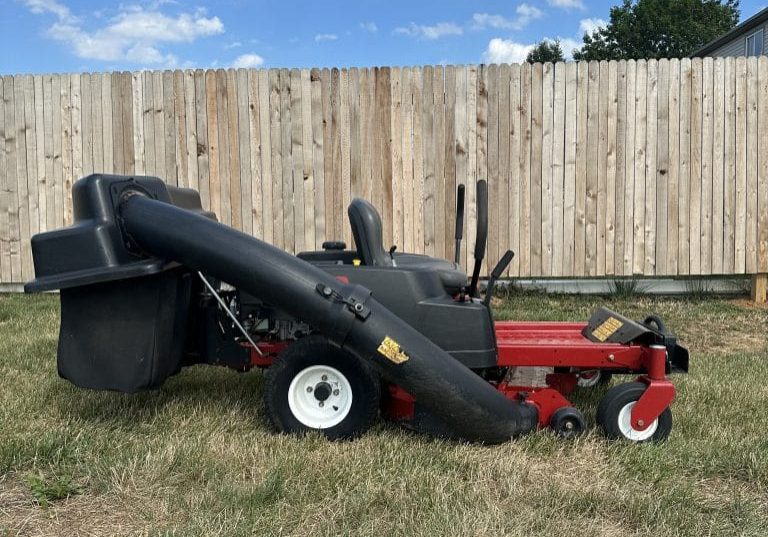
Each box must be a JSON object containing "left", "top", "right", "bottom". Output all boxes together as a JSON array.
[
  {"left": 577, "top": 370, "right": 602, "bottom": 388},
  {"left": 617, "top": 401, "right": 658, "bottom": 441},
  {"left": 287, "top": 365, "right": 353, "bottom": 429}
]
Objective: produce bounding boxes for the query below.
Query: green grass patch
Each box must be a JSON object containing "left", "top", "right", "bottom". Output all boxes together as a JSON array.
[{"left": 0, "top": 292, "right": 766, "bottom": 536}]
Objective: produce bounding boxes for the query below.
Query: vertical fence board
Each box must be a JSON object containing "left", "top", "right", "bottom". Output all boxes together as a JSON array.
[
  {"left": 444, "top": 65, "right": 457, "bottom": 262},
  {"left": 290, "top": 68, "right": 304, "bottom": 251},
  {"left": 309, "top": 69, "right": 323, "bottom": 247},
  {"left": 22, "top": 75, "right": 37, "bottom": 278},
  {"left": 574, "top": 61, "right": 588, "bottom": 277},
  {"left": 746, "top": 57, "right": 759, "bottom": 274},
  {"left": 667, "top": 59, "right": 680, "bottom": 275},
  {"left": 487, "top": 65, "right": 500, "bottom": 272},
  {"left": 690, "top": 58, "right": 703, "bottom": 274},
  {"left": 466, "top": 65, "right": 477, "bottom": 272},
  {"left": 613, "top": 61, "right": 627, "bottom": 275},
  {"left": 724, "top": 58, "right": 736, "bottom": 273},
  {"left": 552, "top": 63, "right": 566, "bottom": 277},
  {"left": 237, "top": 69, "right": 252, "bottom": 235},
  {"left": 596, "top": 61, "right": 609, "bottom": 276},
  {"left": 13, "top": 76, "right": 31, "bottom": 280},
  {"left": 563, "top": 62, "right": 577, "bottom": 276},
  {"left": 194, "top": 70, "right": 210, "bottom": 211},
  {"left": 530, "top": 63, "right": 543, "bottom": 276},
  {"left": 453, "top": 66, "right": 467, "bottom": 268},
  {"left": 519, "top": 63, "right": 532, "bottom": 277},
  {"left": 2, "top": 77, "right": 12, "bottom": 279},
  {"left": 734, "top": 58, "right": 747, "bottom": 273},
  {"left": 508, "top": 64, "right": 521, "bottom": 276},
  {"left": 401, "top": 68, "right": 414, "bottom": 254},
  {"left": 173, "top": 70, "right": 187, "bottom": 188},
  {"left": 655, "top": 59, "right": 669, "bottom": 275},
  {"left": 605, "top": 61, "right": 618, "bottom": 276},
  {"left": 541, "top": 62, "right": 554, "bottom": 276},
  {"left": 758, "top": 56, "right": 768, "bottom": 273},
  {"left": 700, "top": 58, "right": 714, "bottom": 275},
  {"left": 712, "top": 58, "right": 725, "bottom": 274},
  {"left": 258, "top": 69, "right": 274, "bottom": 243},
  {"left": 340, "top": 69, "right": 352, "bottom": 247},
  {"left": 216, "top": 70, "right": 232, "bottom": 226},
  {"left": 679, "top": 59, "right": 692, "bottom": 274}
]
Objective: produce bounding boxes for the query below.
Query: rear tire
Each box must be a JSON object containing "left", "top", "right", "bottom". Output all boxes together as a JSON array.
[
  {"left": 577, "top": 370, "right": 612, "bottom": 389},
  {"left": 264, "top": 336, "right": 380, "bottom": 440},
  {"left": 596, "top": 382, "right": 672, "bottom": 442}
]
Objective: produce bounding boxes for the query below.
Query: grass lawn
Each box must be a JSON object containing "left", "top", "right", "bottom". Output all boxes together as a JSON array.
[{"left": 0, "top": 291, "right": 766, "bottom": 536}]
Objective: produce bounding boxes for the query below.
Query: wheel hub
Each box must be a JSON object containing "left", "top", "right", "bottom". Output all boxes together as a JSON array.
[
  {"left": 617, "top": 401, "right": 658, "bottom": 441},
  {"left": 287, "top": 364, "right": 354, "bottom": 429},
  {"left": 313, "top": 381, "right": 332, "bottom": 401}
]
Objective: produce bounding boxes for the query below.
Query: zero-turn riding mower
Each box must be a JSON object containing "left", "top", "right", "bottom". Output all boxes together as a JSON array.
[{"left": 26, "top": 175, "right": 688, "bottom": 444}]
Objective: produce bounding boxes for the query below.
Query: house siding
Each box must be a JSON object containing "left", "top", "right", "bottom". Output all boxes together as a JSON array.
[{"left": 706, "top": 21, "right": 768, "bottom": 57}]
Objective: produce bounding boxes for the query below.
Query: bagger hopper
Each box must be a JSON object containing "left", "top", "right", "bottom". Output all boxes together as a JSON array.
[{"left": 26, "top": 175, "right": 688, "bottom": 443}]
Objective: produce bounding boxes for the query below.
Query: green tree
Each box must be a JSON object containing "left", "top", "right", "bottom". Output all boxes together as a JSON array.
[
  {"left": 526, "top": 39, "right": 566, "bottom": 63},
  {"left": 573, "top": 0, "right": 740, "bottom": 61}
]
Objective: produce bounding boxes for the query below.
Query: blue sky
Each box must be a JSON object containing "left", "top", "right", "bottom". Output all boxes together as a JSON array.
[{"left": 1, "top": 0, "right": 766, "bottom": 75}]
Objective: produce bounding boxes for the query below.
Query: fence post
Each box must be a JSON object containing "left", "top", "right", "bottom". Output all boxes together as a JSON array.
[{"left": 751, "top": 274, "right": 767, "bottom": 303}]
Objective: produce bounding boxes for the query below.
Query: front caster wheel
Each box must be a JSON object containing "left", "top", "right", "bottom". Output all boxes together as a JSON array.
[
  {"left": 264, "top": 336, "right": 381, "bottom": 440},
  {"left": 596, "top": 382, "right": 672, "bottom": 442},
  {"left": 550, "top": 407, "right": 586, "bottom": 439}
]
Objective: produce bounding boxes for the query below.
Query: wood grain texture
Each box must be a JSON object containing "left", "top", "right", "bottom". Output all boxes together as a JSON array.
[
  {"left": 2, "top": 62, "right": 766, "bottom": 281},
  {"left": 734, "top": 57, "right": 747, "bottom": 273},
  {"left": 530, "top": 63, "right": 544, "bottom": 276},
  {"left": 758, "top": 57, "right": 768, "bottom": 273},
  {"left": 700, "top": 58, "right": 713, "bottom": 275},
  {"left": 746, "top": 57, "right": 759, "bottom": 274}
]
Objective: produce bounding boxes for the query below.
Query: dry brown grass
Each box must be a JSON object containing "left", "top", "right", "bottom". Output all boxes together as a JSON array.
[{"left": 1, "top": 293, "right": 767, "bottom": 536}]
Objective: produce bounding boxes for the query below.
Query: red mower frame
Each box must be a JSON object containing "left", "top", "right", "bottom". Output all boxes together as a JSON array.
[{"left": 247, "top": 319, "right": 681, "bottom": 439}]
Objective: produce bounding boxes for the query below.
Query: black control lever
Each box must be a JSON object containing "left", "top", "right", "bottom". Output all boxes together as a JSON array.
[
  {"left": 483, "top": 250, "right": 515, "bottom": 306},
  {"left": 454, "top": 184, "right": 465, "bottom": 265},
  {"left": 468, "top": 180, "right": 488, "bottom": 298},
  {"left": 389, "top": 245, "right": 397, "bottom": 264}
]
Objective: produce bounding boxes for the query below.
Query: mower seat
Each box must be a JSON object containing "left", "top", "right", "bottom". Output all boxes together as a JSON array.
[{"left": 347, "top": 198, "right": 468, "bottom": 294}]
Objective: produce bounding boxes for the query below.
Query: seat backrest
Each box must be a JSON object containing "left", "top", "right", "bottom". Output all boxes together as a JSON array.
[{"left": 347, "top": 198, "right": 392, "bottom": 266}]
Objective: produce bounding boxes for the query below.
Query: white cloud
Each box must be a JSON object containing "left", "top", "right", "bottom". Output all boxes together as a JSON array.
[
  {"left": 232, "top": 53, "right": 264, "bottom": 68},
  {"left": 314, "top": 33, "right": 338, "bottom": 42},
  {"left": 23, "top": 0, "right": 75, "bottom": 23},
  {"left": 224, "top": 41, "right": 242, "bottom": 50},
  {"left": 516, "top": 3, "right": 545, "bottom": 25},
  {"left": 483, "top": 35, "right": 583, "bottom": 64},
  {"left": 559, "top": 38, "right": 582, "bottom": 58},
  {"left": 23, "top": 1, "right": 224, "bottom": 67},
  {"left": 472, "top": 4, "right": 544, "bottom": 31},
  {"left": 579, "top": 17, "right": 607, "bottom": 36},
  {"left": 394, "top": 22, "right": 463, "bottom": 40},
  {"left": 360, "top": 21, "right": 378, "bottom": 33},
  {"left": 547, "top": 0, "right": 585, "bottom": 9},
  {"left": 483, "top": 38, "right": 534, "bottom": 64},
  {"left": 472, "top": 13, "right": 513, "bottom": 30}
]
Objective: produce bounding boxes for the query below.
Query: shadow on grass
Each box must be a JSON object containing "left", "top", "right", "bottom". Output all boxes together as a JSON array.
[{"left": 49, "top": 364, "right": 266, "bottom": 428}]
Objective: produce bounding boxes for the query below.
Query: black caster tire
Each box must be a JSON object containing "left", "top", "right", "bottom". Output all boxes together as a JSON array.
[
  {"left": 550, "top": 407, "right": 587, "bottom": 439},
  {"left": 577, "top": 370, "right": 613, "bottom": 389},
  {"left": 596, "top": 382, "right": 672, "bottom": 442},
  {"left": 264, "top": 336, "right": 381, "bottom": 440}
]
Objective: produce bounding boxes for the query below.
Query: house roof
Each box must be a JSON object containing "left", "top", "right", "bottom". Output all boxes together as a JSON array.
[{"left": 692, "top": 6, "right": 768, "bottom": 57}]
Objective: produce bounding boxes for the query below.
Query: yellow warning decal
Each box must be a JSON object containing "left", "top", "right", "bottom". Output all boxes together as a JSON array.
[
  {"left": 377, "top": 336, "right": 410, "bottom": 364},
  {"left": 592, "top": 316, "right": 624, "bottom": 342}
]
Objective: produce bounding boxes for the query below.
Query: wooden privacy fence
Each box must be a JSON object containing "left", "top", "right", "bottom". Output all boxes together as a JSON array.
[{"left": 2, "top": 58, "right": 768, "bottom": 284}]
